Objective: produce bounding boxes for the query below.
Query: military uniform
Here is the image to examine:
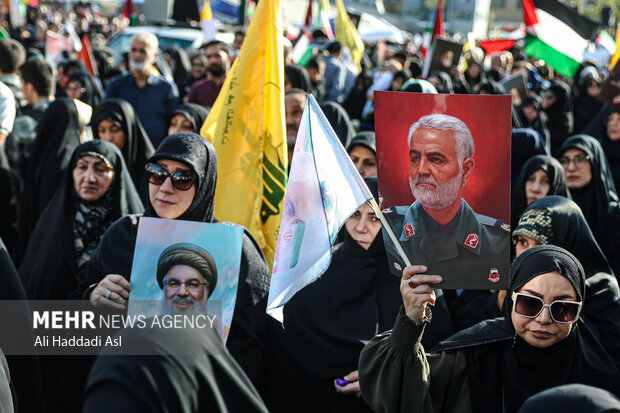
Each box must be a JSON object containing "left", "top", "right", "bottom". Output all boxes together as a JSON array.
[{"left": 382, "top": 199, "right": 510, "bottom": 289}]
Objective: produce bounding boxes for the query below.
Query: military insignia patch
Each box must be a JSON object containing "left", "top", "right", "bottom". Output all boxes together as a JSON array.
[
  {"left": 394, "top": 263, "right": 402, "bottom": 271},
  {"left": 501, "top": 223, "right": 510, "bottom": 232},
  {"left": 404, "top": 223, "right": 415, "bottom": 239},
  {"left": 488, "top": 268, "right": 500, "bottom": 283},
  {"left": 464, "top": 233, "right": 480, "bottom": 249},
  {"left": 382, "top": 207, "right": 393, "bottom": 213}
]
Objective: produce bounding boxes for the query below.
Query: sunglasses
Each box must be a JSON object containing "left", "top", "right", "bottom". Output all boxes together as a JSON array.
[
  {"left": 512, "top": 292, "right": 582, "bottom": 324},
  {"left": 145, "top": 163, "right": 196, "bottom": 191}
]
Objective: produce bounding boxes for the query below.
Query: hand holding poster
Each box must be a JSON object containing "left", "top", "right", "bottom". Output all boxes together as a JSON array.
[
  {"left": 128, "top": 217, "right": 243, "bottom": 342},
  {"left": 375, "top": 91, "right": 511, "bottom": 289}
]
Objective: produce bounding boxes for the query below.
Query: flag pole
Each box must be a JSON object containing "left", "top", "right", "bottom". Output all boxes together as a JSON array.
[{"left": 367, "top": 198, "right": 412, "bottom": 267}]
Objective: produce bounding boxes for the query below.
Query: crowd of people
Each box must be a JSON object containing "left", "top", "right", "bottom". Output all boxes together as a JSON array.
[{"left": 1, "top": 2, "right": 620, "bottom": 412}]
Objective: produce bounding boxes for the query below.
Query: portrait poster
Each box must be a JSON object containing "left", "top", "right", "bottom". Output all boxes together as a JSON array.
[
  {"left": 128, "top": 217, "right": 243, "bottom": 343},
  {"left": 422, "top": 38, "right": 464, "bottom": 79},
  {"left": 500, "top": 71, "right": 528, "bottom": 104},
  {"left": 374, "top": 91, "right": 511, "bottom": 289}
]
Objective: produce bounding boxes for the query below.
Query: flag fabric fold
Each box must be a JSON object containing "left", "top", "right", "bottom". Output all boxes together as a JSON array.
[
  {"left": 420, "top": 0, "right": 444, "bottom": 59},
  {"left": 335, "top": 0, "right": 364, "bottom": 72},
  {"left": 523, "top": 0, "right": 598, "bottom": 77},
  {"left": 267, "top": 95, "right": 374, "bottom": 322},
  {"left": 201, "top": 0, "right": 217, "bottom": 43},
  {"left": 76, "top": 34, "right": 98, "bottom": 77},
  {"left": 200, "top": 0, "right": 287, "bottom": 269}
]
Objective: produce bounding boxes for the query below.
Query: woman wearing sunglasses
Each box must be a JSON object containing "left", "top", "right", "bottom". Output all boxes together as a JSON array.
[
  {"left": 75, "top": 132, "right": 270, "bottom": 384},
  {"left": 359, "top": 245, "right": 620, "bottom": 413},
  {"left": 558, "top": 135, "right": 620, "bottom": 276}
]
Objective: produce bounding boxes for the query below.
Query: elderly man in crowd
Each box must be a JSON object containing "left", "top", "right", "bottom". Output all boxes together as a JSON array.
[{"left": 105, "top": 33, "right": 179, "bottom": 147}]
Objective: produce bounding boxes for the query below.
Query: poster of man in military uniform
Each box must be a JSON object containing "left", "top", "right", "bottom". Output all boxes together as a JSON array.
[{"left": 374, "top": 92, "right": 511, "bottom": 289}]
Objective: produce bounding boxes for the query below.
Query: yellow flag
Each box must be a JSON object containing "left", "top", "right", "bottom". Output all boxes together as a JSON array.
[
  {"left": 201, "top": 0, "right": 212, "bottom": 20},
  {"left": 335, "top": 0, "right": 364, "bottom": 71},
  {"left": 200, "top": 0, "right": 286, "bottom": 268},
  {"left": 611, "top": 24, "right": 620, "bottom": 70}
]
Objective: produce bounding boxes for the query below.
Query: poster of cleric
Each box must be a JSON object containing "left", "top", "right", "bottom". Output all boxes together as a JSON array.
[
  {"left": 127, "top": 217, "right": 243, "bottom": 342},
  {"left": 374, "top": 91, "right": 511, "bottom": 290}
]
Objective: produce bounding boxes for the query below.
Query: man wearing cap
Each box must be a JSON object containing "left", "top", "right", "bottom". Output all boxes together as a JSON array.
[
  {"left": 383, "top": 113, "right": 510, "bottom": 290},
  {"left": 156, "top": 242, "right": 218, "bottom": 313}
]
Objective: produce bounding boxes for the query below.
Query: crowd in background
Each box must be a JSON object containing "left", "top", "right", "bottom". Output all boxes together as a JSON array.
[{"left": 2, "top": 1, "right": 620, "bottom": 412}]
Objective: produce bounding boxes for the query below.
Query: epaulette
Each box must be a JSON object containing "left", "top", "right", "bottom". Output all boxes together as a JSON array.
[{"left": 476, "top": 214, "right": 511, "bottom": 232}]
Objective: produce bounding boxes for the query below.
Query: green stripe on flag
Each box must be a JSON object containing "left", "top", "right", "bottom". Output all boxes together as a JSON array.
[
  {"left": 524, "top": 33, "right": 580, "bottom": 78},
  {"left": 298, "top": 47, "right": 315, "bottom": 67},
  {"left": 0, "top": 26, "right": 9, "bottom": 40}
]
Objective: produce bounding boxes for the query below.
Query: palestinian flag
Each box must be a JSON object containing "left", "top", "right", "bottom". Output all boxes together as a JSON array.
[{"left": 523, "top": 0, "right": 598, "bottom": 77}]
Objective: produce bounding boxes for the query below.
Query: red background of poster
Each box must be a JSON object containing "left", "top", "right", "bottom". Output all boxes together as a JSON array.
[{"left": 375, "top": 91, "right": 511, "bottom": 222}]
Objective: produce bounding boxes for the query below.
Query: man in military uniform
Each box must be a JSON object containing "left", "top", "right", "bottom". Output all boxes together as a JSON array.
[{"left": 383, "top": 113, "right": 510, "bottom": 289}]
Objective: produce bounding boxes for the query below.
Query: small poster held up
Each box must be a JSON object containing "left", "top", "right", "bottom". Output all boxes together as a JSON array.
[
  {"left": 128, "top": 217, "right": 243, "bottom": 343},
  {"left": 422, "top": 38, "right": 464, "bottom": 79},
  {"left": 374, "top": 91, "right": 511, "bottom": 290}
]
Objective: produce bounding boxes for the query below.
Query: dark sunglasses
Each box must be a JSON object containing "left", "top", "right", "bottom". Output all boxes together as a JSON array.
[
  {"left": 145, "top": 163, "right": 196, "bottom": 191},
  {"left": 512, "top": 292, "right": 582, "bottom": 324}
]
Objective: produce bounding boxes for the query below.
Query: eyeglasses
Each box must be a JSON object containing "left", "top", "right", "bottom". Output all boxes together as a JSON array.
[
  {"left": 512, "top": 292, "right": 582, "bottom": 324},
  {"left": 164, "top": 278, "right": 208, "bottom": 293},
  {"left": 145, "top": 163, "right": 196, "bottom": 191},
  {"left": 558, "top": 155, "right": 590, "bottom": 168}
]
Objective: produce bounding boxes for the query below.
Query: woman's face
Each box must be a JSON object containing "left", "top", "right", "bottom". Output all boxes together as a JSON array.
[
  {"left": 349, "top": 145, "right": 377, "bottom": 179},
  {"left": 586, "top": 81, "right": 601, "bottom": 98},
  {"left": 148, "top": 159, "right": 197, "bottom": 219},
  {"left": 344, "top": 203, "right": 381, "bottom": 250},
  {"left": 168, "top": 114, "right": 194, "bottom": 136},
  {"left": 390, "top": 77, "right": 405, "bottom": 91},
  {"left": 190, "top": 57, "right": 206, "bottom": 79},
  {"left": 541, "top": 91, "right": 557, "bottom": 110},
  {"left": 606, "top": 112, "right": 620, "bottom": 142},
  {"left": 73, "top": 155, "right": 115, "bottom": 201},
  {"left": 65, "top": 80, "right": 85, "bottom": 100},
  {"left": 525, "top": 169, "right": 550, "bottom": 205},
  {"left": 428, "top": 75, "right": 442, "bottom": 92},
  {"left": 522, "top": 104, "right": 538, "bottom": 123},
  {"left": 511, "top": 270, "right": 577, "bottom": 348},
  {"left": 514, "top": 235, "right": 541, "bottom": 257},
  {"left": 560, "top": 148, "right": 592, "bottom": 190},
  {"left": 467, "top": 62, "right": 481, "bottom": 78},
  {"left": 97, "top": 119, "right": 126, "bottom": 151}
]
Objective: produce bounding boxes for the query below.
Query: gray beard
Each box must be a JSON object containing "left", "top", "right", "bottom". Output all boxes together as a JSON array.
[
  {"left": 129, "top": 59, "right": 148, "bottom": 73},
  {"left": 409, "top": 170, "right": 463, "bottom": 210}
]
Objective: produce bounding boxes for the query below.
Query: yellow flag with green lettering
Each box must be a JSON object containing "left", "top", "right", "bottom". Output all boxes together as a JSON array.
[
  {"left": 335, "top": 0, "right": 364, "bottom": 72},
  {"left": 200, "top": 0, "right": 286, "bottom": 268}
]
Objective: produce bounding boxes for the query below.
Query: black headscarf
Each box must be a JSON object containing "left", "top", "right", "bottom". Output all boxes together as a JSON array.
[
  {"left": 0, "top": 237, "right": 44, "bottom": 413},
  {"left": 572, "top": 70, "right": 603, "bottom": 134},
  {"left": 263, "top": 177, "right": 403, "bottom": 411},
  {"left": 347, "top": 131, "right": 376, "bottom": 154},
  {"left": 518, "top": 384, "right": 620, "bottom": 413},
  {"left": 164, "top": 45, "right": 191, "bottom": 93},
  {"left": 543, "top": 80, "right": 573, "bottom": 154},
  {"left": 169, "top": 103, "right": 210, "bottom": 133},
  {"left": 511, "top": 128, "right": 551, "bottom": 186},
  {"left": 558, "top": 135, "right": 620, "bottom": 263},
  {"left": 19, "top": 140, "right": 144, "bottom": 300},
  {"left": 16, "top": 98, "right": 84, "bottom": 265},
  {"left": 511, "top": 156, "right": 570, "bottom": 226},
  {"left": 285, "top": 64, "right": 313, "bottom": 93},
  {"left": 76, "top": 133, "right": 271, "bottom": 388},
  {"left": 428, "top": 70, "right": 453, "bottom": 94},
  {"left": 92, "top": 98, "right": 155, "bottom": 196},
  {"left": 66, "top": 72, "right": 103, "bottom": 108},
  {"left": 145, "top": 132, "right": 217, "bottom": 222},
  {"left": 519, "top": 196, "right": 620, "bottom": 366},
  {"left": 433, "top": 245, "right": 620, "bottom": 413},
  {"left": 83, "top": 321, "right": 269, "bottom": 413},
  {"left": 518, "top": 96, "right": 551, "bottom": 146},
  {"left": 599, "top": 107, "right": 620, "bottom": 190},
  {"left": 320, "top": 101, "right": 355, "bottom": 149}
]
